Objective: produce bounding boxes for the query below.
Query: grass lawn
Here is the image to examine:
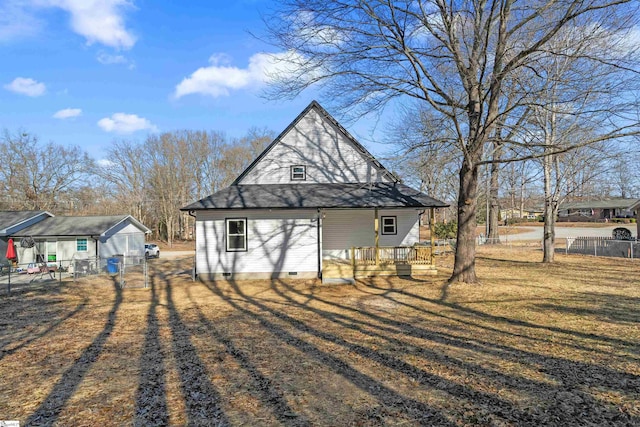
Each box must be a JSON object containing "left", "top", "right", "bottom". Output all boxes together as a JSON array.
[{"left": 0, "top": 248, "right": 638, "bottom": 426}]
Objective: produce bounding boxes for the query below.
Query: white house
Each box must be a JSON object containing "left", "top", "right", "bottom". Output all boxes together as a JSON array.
[
  {"left": 182, "top": 101, "right": 448, "bottom": 282},
  {"left": 10, "top": 215, "right": 151, "bottom": 267}
]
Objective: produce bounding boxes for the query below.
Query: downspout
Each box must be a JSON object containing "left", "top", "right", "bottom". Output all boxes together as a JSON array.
[
  {"left": 374, "top": 208, "right": 379, "bottom": 265},
  {"left": 188, "top": 210, "right": 197, "bottom": 280},
  {"left": 317, "top": 208, "right": 322, "bottom": 279}
]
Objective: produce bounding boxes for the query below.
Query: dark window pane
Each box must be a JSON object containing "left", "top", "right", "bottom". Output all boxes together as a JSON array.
[
  {"left": 228, "top": 220, "right": 245, "bottom": 235},
  {"left": 228, "top": 236, "right": 245, "bottom": 250}
]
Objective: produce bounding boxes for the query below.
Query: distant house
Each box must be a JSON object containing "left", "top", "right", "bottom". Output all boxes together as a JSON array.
[
  {"left": 0, "top": 211, "right": 53, "bottom": 261},
  {"left": 558, "top": 198, "right": 639, "bottom": 221},
  {"left": 499, "top": 207, "right": 544, "bottom": 221},
  {"left": 182, "top": 101, "right": 448, "bottom": 282},
  {"left": 10, "top": 215, "right": 151, "bottom": 267}
]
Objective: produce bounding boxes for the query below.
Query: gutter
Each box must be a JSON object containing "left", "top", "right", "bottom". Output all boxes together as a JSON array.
[{"left": 316, "top": 208, "right": 323, "bottom": 279}]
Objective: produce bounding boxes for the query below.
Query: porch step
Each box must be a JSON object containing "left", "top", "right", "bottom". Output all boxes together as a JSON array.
[{"left": 322, "top": 277, "right": 355, "bottom": 285}]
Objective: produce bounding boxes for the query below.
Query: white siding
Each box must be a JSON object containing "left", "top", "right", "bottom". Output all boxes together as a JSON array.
[
  {"left": 239, "top": 108, "right": 392, "bottom": 185},
  {"left": 322, "top": 209, "right": 421, "bottom": 259},
  {"left": 16, "top": 237, "right": 97, "bottom": 265},
  {"left": 196, "top": 210, "right": 319, "bottom": 276}
]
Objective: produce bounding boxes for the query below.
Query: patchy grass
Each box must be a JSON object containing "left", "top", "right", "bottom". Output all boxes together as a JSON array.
[{"left": 0, "top": 249, "right": 638, "bottom": 426}]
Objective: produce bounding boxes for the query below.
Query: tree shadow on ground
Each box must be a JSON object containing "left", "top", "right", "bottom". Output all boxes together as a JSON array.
[
  {"left": 203, "top": 275, "right": 639, "bottom": 426},
  {"left": 206, "top": 279, "right": 460, "bottom": 426},
  {"left": 26, "top": 279, "right": 122, "bottom": 426},
  {"left": 183, "top": 284, "right": 314, "bottom": 427},
  {"left": 0, "top": 286, "right": 88, "bottom": 362},
  {"left": 151, "top": 270, "right": 229, "bottom": 425},
  {"left": 133, "top": 276, "right": 169, "bottom": 426}
]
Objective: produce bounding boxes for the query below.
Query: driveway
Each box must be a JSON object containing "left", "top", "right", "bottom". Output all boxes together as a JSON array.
[{"left": 505, "top": 224, "right": 637, "bottom": 242}]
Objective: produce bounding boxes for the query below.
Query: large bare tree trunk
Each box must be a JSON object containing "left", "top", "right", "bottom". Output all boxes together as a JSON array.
[
  {"left": 487, "top": 153, "right": 501, "bottom": 243},
  {"left": 451, "top": 159, "right": 479, "bottom": 283}
]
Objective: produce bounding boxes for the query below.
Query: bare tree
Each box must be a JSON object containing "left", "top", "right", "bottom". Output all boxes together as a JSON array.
[
  {"left": 516, "top": 22, "right": 640, "bottom": 262},
  {"left": 386, "top": 105, "right": 460, "bottom": 203},
  {"left": 0, "top": 130, "right": 93, "bottom": 211},
  {"left": 265, "top": 0, "right": 639, "bottom": 283},
  {"left": 98, "top": 139, "right": 149, "bottom": 224}
]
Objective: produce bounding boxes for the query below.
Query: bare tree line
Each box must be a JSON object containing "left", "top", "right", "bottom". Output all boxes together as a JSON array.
[
  {"left": 263, "top": 0, "right": 640, "bottom": 282},
  {"left": 0, "top": 127, "right": 273, "bottom": 247}
]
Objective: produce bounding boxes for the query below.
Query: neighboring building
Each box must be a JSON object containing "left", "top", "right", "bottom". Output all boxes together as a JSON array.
[
  {"left": 0, "top": 211, "right": 53, "bottom": 261},
  {"left": 499, "top": 207, "right": 544, "bottom": 221},
  {"left": 558, "top": 198, "right": 639, "bottom": 221},
  {"left": 182, "top": 101, "right": 448, "bottom": 282},
  {"left": 10, "top": 215, "right": 151, "bottom": 267}
]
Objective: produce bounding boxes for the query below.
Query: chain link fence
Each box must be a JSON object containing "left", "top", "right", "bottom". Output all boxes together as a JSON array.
[{"left": 1, "top": 255, "right": 149, "bottom": 296}]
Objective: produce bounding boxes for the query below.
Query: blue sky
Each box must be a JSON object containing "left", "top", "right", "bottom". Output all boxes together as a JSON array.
[{"left": 0, "top": 0, "right": 389, "bottom": 160}]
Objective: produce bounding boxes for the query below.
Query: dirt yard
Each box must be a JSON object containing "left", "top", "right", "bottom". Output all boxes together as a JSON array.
[{"left": 1, "top": 248, "right": 638, "bottom": 426}]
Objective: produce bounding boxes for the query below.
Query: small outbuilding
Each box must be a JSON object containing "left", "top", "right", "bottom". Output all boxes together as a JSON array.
[{"left": 10, "top": 215, "right": 151, "bottom": 266}]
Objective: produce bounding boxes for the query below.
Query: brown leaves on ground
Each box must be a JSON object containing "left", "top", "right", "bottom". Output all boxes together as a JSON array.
[{"left": 0, "top": 249, "right": 638, "bottom": 426}]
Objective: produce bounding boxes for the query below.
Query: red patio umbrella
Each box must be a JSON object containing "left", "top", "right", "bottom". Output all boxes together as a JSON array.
[{"left": 6, "top": 238, "right": 16, "bottom": 260}]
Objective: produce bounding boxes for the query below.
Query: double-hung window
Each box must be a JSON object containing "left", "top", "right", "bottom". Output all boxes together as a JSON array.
[
  {"left": 381, "top": 216, "right": 397, "bottom": 235},
  {"left": 226, "top": 218, "right": 247, "bottom": 252},
  {"left": 290, "top": 165, "right": 306, "bottom": 181}
]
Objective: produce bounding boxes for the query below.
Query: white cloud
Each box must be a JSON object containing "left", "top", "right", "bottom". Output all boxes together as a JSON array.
[
  {"left": 97, "top": 113, "right": 157, "bottom": 134},
  {"left": 96, "top": 51, "right": 135, "bottom": 69},
  {"left": 290, "top": 11, "right": 347, "bottom": 48},
  {"left": 174, "top": 50, "right": 307, "bottom": 98},
  {"left": 97, "top": 52, "right": 127, "bottom": 64},
  {"left": 96, "top": 158, "right": 115, "bottom": 168},
  {"left": 44, "top": 0, "right": 136, "bottom": 49},
  {"left": 4, "top": 77, "right": 46, "bottom": 96},
  {"left": 0, "top": 0, "right": 135, "bottom": 49},
  {"left": 53, "top": 108, "right": 82, "bottom": 119}
]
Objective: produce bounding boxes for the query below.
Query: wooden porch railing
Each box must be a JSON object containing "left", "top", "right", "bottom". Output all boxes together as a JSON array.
[{"left": 351, "top": 246, "right": 433, "bottom": 266}]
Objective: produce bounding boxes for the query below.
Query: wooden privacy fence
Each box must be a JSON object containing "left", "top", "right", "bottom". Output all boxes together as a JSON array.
[
  {"left": 566, "top": 237, "right": 639, "bottom": 259},
  {"left": 351, "top": 246, "right": 433, "bottom": 266}
]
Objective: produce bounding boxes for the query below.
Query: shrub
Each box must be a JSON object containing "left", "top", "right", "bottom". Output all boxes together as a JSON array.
[{"left": 433, "top": 222, "right": 457, "bottom": 239}]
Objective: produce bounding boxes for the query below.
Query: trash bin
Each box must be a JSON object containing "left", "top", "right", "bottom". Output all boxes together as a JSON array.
[{"left": 107, "top": 257, "right": 120, "bottom": 274}]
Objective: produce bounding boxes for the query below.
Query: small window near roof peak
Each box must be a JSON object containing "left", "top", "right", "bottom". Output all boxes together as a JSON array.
[{"left": 291, "top": 165, "right": 306, "bottom": 180}]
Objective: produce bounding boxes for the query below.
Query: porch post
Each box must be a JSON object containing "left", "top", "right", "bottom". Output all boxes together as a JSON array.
[
  {"left": 430, "top": 208, "right": 436, "bottom": 265},
  {"left": 374, "top": 208, "right": 380, "bottom": 265}
]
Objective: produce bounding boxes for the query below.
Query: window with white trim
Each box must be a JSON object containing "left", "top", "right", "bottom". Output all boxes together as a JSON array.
[
  {"left": 76, "top": 238, "right": 88, "bottom": 252},
  {"left": 226, "top": 218, "right": 247, "bottom": 251},
  {"left": 381, "top": 216, "right": 397, "bottom": 235},
  {"left": 290, "top": 165, "right": 306, "bottom": 180},
  {"left": 47, "top": 241, "right": 57, "bottom": 262}
]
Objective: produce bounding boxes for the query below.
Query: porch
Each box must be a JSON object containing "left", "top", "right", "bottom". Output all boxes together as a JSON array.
[{"left": 322, "top": 245, "right": 436, "bottom": 283}]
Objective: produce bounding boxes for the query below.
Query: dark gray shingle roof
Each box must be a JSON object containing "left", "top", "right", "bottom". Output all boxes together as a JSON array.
[
  {"left": 12, "top": 215, "right": 149, "bottom": 237},
  {"left": 182, "top": 183, "right": 449, "bottom": 211},
  {"left": 0, "top": 211, "right": 50, "bottom": 233}
]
